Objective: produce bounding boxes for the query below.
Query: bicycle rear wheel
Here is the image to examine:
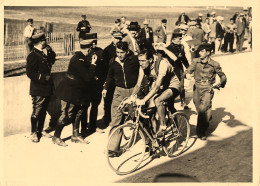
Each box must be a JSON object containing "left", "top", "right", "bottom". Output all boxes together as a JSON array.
[
  {"left": 106, "top": 122, "right": 146, "bottom": 175},
  {"left": 163, "top": 112, "right": 190, "bottom": 157}
]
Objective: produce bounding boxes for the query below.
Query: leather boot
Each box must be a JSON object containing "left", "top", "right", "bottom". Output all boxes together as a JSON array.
[{"left": 31, "top": 117, "right": 38, "bottom": 134}]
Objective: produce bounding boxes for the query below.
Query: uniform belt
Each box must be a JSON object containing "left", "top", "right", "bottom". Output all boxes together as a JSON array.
[{"left": 195, "top": 79, "right": 211, "bottom": 86}]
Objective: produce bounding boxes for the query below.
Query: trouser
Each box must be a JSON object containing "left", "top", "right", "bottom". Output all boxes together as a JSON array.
[
  {"left": 215, "top": 37, "right": 223, "bottom": 53},
  {"left": 54, "top": 100, "right": 86, "bottom": 138},
  {"left": 25, "top": 38, "right": 33, "bottom": 56},
  {"left": 236, "top": 33, "right": 245, "bottom": 52},
  {"left": 223, "top": 33, "right": 234, "bottom": 52},
  {"left": 208, "top": 37, "right": 215, "bottom": 53},
  {"left": 103, "top": 84, "right": 115, "bottom": 123},
  {"left": 81, "top": 90, "right": 102, "bottom": 132},
  {"left": 30, "top": 96, "right": 50, "bottom": 134},
  {"left": 108, "top": 86, "right": 134, "bottom": 152},
  {"left": 154, "top": 88, "right": 179, "bottom": 127},
  {"left": 193, "top": 84, "right": 214, "bottom": 136}
]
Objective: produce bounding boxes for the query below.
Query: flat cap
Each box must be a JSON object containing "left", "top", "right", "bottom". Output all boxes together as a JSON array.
[
  {"left": 27, "top": 18, "right": 33, "bottom": 23},
  {"left": 197, "top": 43, "right": 212, "bottom": 52},
  {"left": 161, "top": 19, "right": 167, "bottom": 23}
]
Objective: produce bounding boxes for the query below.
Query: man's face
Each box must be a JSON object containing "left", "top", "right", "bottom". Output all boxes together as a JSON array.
[
  {"left": 172, "top": 37, "right": 181, "bottom": 45},
  {"left": 138, "top": 54, "right": 150, "bottom": 70},
  {"left": 116, "top": 48, "right": 127, "bottom": 61},
  {"left": 199, "top": 49, "right": 210, "bottom": 60},
  {"left": 130, "top": 30, "right": 137, "bottom": 38},
  {"left": 28, "top": 22, "right": 33, "bottom": 26},
  {"left": 162, "top": 23, "right": 167, "bottom": 27},
  {"left": 144, "top": 24, "right": 148, "bottom": 28},
  {"left": 112, "top": 37, "right": 121, "bottom": 45},
  {"left": 121, "top": 17, "right": 126, "bottom": 24},
  {"left": 82, "top": 16, "right": 86, "bottom": 20},
  {"left": 41, "top": 39, "right": 47, "bottom": 49}
]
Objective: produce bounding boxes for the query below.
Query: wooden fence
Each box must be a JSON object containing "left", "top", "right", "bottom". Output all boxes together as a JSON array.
[{"left": 4, "top": 32, "right": 75, "bottom": 60}]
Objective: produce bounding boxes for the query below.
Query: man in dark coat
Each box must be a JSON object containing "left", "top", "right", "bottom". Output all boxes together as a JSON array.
[
  {"left": 154, "top": 19, "right": 167, "bottom": 44},
  {"left": 139, "top": 20, "right": 154, "bottom": 51},
  {"left": 177, "top": 12, "right": 191, "bottom": 25},
  {"left": 102, "top": 31, "right": 123, "bottom": 125},
  {"left": 26, "top": 29, "right": 56, "bottom": 142},
  {"left": 76, "top": 15, "right": 91, "bottom": 39},
  {"left": 52, "top": 33, "right": 98, "bottom": 147}
]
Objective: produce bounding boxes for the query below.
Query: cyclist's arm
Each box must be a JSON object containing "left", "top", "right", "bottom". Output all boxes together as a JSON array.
[
  {"left": 131, "top": 67, "right": 144, "bottom": 96},
  {"left": 157, "top": 45, "right": 178, "bottom": 61},
  {"left": 142, "top": 74, "right": 164, "bottom": 103}
]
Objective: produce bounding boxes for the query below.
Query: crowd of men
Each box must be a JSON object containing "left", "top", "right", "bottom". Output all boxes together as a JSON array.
[{"left": 25, "top": 8, "right": 252, "bottom": 146}]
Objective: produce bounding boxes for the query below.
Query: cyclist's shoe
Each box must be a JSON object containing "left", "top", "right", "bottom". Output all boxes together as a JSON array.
[
  {"left": 155, "top": 125, "right": 167, "bottom": 138},
  {"left": 108, "top": 150, "right": 121, "bottom": 158}
]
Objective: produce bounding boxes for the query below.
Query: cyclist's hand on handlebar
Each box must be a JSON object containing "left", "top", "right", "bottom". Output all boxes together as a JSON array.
[{"left": 136, "top": 98, "right": 145, "bottom": 106}]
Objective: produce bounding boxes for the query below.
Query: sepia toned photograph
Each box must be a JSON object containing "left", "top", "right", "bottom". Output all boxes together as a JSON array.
[{"left": 1, "top": 0, "right": 259, "bottom": 185}]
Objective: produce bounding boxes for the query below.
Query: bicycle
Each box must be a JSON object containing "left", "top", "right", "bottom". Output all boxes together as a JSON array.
[{"left": 106, "top": 97, "right": 190, "bottom": 175}]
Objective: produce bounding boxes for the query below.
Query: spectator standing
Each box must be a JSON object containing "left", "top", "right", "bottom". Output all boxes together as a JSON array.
[
  {"left": 26, "top": 29, "right": 56, "bottom": 142},
  {"left": 201, "top": 17, "right": 211, "bottom": 42},
  {"left": 102, "top": 41, "right": 139, "bottom": 155},
  {"left": 122, "top": 22, "right": 140, "bottom": 55},
  {"left": 139, "top": 19, "right": 154, "bottom": 51},
  {"left": 24, "top": 18, "right": 35, "bottom": 55},
  {"left": 102, "top": 31, "right": 124, "bottom": 125},
  {"left": 223, "top": 18, "right": 237, "bottom": 53},
  {"left": 208, "top": 14, "right": 217, "bottom": 53},
  {"left": 236, "top": 13, "right": 246, "bottom": 52},
  {"left": 76, "top": 15, "right": 91, "bottom": 39},
  {"left": 184, "top": 43, "right": 227, "bottom": 140},
  {"left": 179, "top": 24, "right": 193, "bottom": 64},
  {"left": 109, "top": 19, "right": 121, "bottom": 35},
  {"left": 52, "top": 33, "right": 98, "bottom": 146},
  {"left": 215, "top": 16, "right": 225, "bottom": 54},
  {"left": 196, "top": 13, "right": 203, "bottom": 26},
  {"left": 155, "top": 19, "right": 168, "bottom": 44},
  {"left": 177, "top": 12, "right": 191, "bottom": 25}
]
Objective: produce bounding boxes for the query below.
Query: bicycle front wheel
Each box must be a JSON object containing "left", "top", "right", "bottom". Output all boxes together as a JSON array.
[
  {"left": 106, "top": 122, "right": 146, "bottom": 175},
  {"left": 163, "top": 112, "right": 190, "bottom": 157}
]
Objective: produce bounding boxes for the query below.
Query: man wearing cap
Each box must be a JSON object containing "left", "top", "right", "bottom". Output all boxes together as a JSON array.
[
  {"left": 24, "top": 19, "right": 35, "bottom": 55},
  {"left": 80, "top": 34, "right": 106, "bottom": 135},
  {"left": 167, "top": 31, "right": 189, "bottom": 108},
  {"left": 215, "top": 16, "right": 225, "bottom": 54},
  {"left": 122, "top": 22, "right": 140, "bottom": 55},
  {"left": 236, "top": 13, "right": 246, "bottom": 52},
  {"left": 139, "top": 20, "right": 154, "bottom": 51},
  {"left": 102, "top": 31, "right": 123, "bottom": 125},
  {"left": 26, "top": 29, "right": 56, "bottom": 142},
  {"left": 177, "top": 12, "right": 191, "bottom": 25},
  {"left": 102, "top": 41, "right": 139, "bottom": 155},
  {"left": 155, "top": 19, "right": 167, "bottom": 44},
  {"left": 76, "top": 15, "right": 91, "bottom": 39},
  {"left": 52, "top": 33, "right": 98, "bottom": 146},
  {"left": 184, "top": 43, "right": 227, "bottom": 140},
  {"left": 223, "top": 18, "right": 237, "bottom": 53}
]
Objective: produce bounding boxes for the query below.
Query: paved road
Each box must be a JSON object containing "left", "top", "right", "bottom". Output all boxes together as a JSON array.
[{"left": 2, "top": 51, "right": 258, "bottom": 185}]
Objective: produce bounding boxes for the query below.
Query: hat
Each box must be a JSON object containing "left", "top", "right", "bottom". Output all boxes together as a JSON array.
[
  {"left": 115, "top": 19, "right": 121, "bottom": 23},
  {"left": 179, "top": 24, "right": 189, "bottom": 30},
  {"left": 171, "top": 30, "right": 182, "bottom": 39},
  {"left": 198, "top": 13, "right": 203, "bottom": 17},
  {"left": 112, "top": 31, "right": 123, "bottom": 39},
  {"left": 161, "top": 19, "right": 167, "bottom": 23},
  {"left": 31, "top": 29, "right": 48, "bottom": 43},
  {"left": 129, "top": 22, "right": 139, "bottom": 31},
  {"left": 143, "top": 19, "right": 149, "bottom": 25},
  {"left": 197, "top": 43, "right": 212, "bottom": 52},
  {"left": 81, "top": 15, "right": 86, "bottom": 18},
  {"left": 217, "top": 16, "right": 224, "bottom": 21},
  {"left": 27, "top": 19, "right": 33, "bottom": 23},
  {"left": 79, "top": 33, "right": 97, "bottom": 45},
  {"left": 188, "top": 21, "right": 197, "bottom": 26}
]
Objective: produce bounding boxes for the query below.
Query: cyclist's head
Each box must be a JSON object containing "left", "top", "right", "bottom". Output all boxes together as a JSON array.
[
  {"left": 138, "top": 49, "right": 154, "bottom": 69},
  {"left": 116, "top": 41, "right": 129, "bottom": 61}
]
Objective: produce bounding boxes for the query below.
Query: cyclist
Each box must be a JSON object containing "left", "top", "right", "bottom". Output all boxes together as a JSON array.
[{"left": 129, "top": 45, "right": 180, "bottom": 136}]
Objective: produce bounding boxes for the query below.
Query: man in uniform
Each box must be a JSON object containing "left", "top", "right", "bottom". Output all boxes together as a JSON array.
[
  {"left": 184, "top": 43, "right": 227, "bottom": 140},
  {"left": 24, "top": 18, "right": 35, "bottom": 55},
  {"left": 52, "top": 33, "right": 98, "bottom": 146},
  {"left": 76, "top": 15, "right": 91, "bottom": 39},
  {"left": 102, "top": 31, "right": 123, "bottom": 125},
  {"left": 26, "top": 29, "right": 56, "bottom": 142},
  {"left": 155, "top": 19, "right": 167, "bottom": 44}
]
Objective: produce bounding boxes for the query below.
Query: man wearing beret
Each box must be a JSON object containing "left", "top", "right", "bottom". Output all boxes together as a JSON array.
[
  {"left": 139, "top": 20, "right": 154, "bottom": 51},
  {"left": 76, "top": 15, "right": 91, "bottom": 39},
  {"left": 24, "top": 19, "right": 35, "bottom": 55},
  {"left": 166, "top": 31, "right": 189, "bottom": 109},
  {"left": 52, "top": 33, "right": 97, "bottom": 146},
  {"left": 155, "top": 19, "right": 168, "bottom": 44},
  {"left": 102, "top": 31, "right": 123, "bottom": 125},
  {"left": 184, "top": 43, "right": 227, "bottom": 140},
  {"left": 26, "top": 29, "right": 56, "bottom": 142}
]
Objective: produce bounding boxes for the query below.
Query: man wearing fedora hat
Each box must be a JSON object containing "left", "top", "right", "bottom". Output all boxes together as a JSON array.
[
  {"left": 76, "top": 15, "right": 91, "bottom": 39},
  {"left": 52, "top": 33, "right": 98, "bottom": 146},
  {"left": 184, "top": 43, "right": 227, "bottom": 140},
  {"left": 26, "top": 29, "right": 56, "bottom": 142},
  {"left": 102, "top": 31, "right": 124, "bottom": 125},
  {"left": 24, "top": 18, "right": 35, "bottom": 55},
  {"left": 139, "top": 19, "right": 154, "bottom": 51},
  {"left": 155, "top": 19, "right": 168, "bottom": 44},
  {"left": 122, "top": 22, "right": 140, "bottom": 55}
]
